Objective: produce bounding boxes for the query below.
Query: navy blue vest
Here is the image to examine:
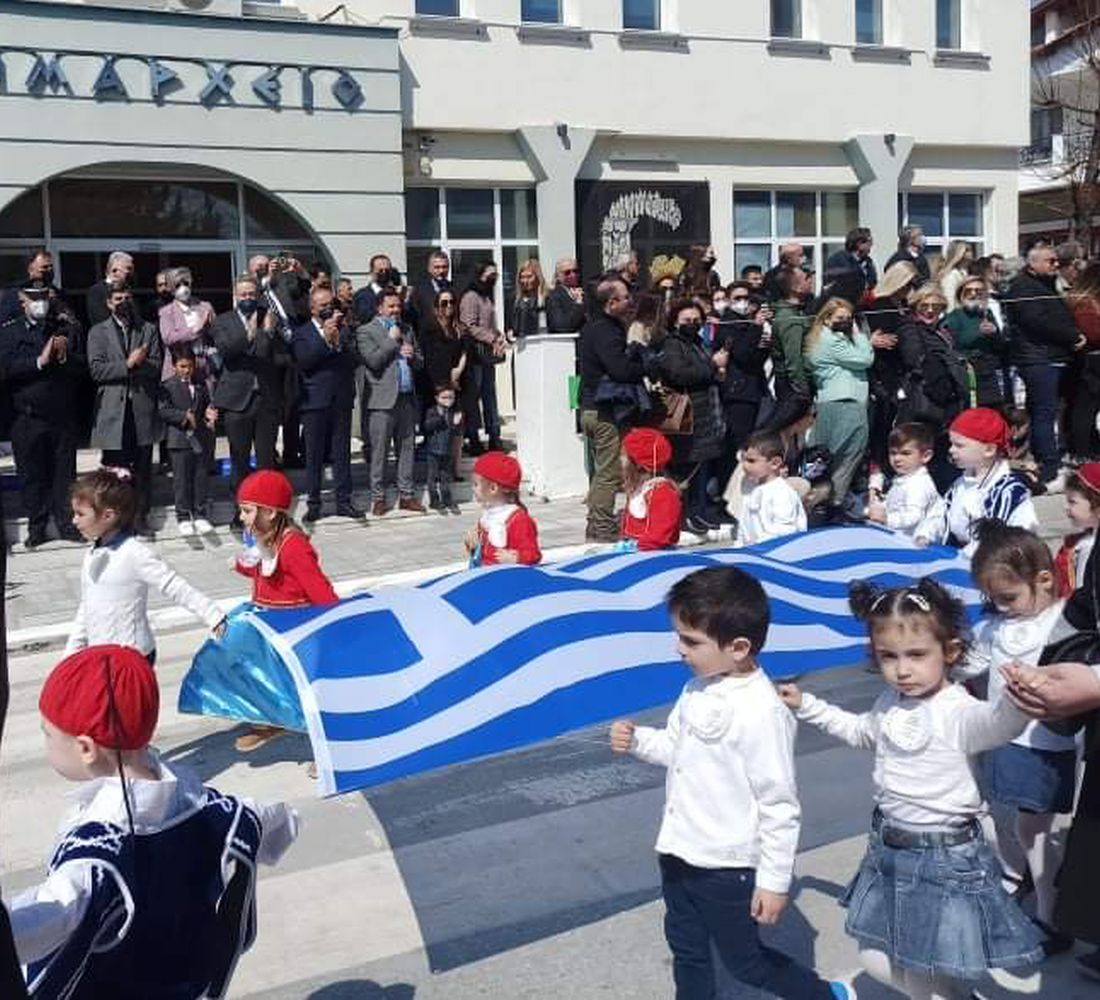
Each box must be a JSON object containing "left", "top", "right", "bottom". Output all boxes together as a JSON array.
[{"left": 27, "top": 789, "right": 262, "bottom": 999}]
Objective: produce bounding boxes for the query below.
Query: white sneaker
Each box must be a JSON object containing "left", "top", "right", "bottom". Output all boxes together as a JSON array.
[
  {"left": 178, "top": 518, "right": 195, "bottom": 537},
  {"left": 193, "top": 517, "right": 215, "bottom": 535},
  {"left": 1044, "top": 471, "right": 1068, "bottom": 495}
]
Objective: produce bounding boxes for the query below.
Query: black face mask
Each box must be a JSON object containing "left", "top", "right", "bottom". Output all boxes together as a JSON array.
[
  {"left": 831, "top": 319, "right": 852, "bottom": 334},
  {"left": 113, "top": 301, "right": 133, "bottom": 322},
  {"left": 40, "top": 268, "right": 55, "bottom": 286},
  {"left": 238, "top": 298, "right": 259, "bottom": 317},
  {"left": 158, "top": 290, "right": 173, "bottom": 304},
  {"left": 318, "top": 306, "right": 336, "bottom": 322},
  {"left": 677, "top": 322, "right": 702, "bottom": 338}
]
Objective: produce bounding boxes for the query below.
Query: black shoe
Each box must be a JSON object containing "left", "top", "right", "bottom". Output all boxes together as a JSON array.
[
  {"left": 1032, "top": 918, "right": 1075, "bottom": 958},
  {"left": 465, "top": 439, "right": 484, "bottom": 457},
  {"left": 58, "top": 525, "right": 84, "bottom": 544},
  {"left": 486, "top": 437, "right": 504, "bottom": 453},
  {"left": 24, "top": 529, "right": 49, "bottom": 549},
  {"left": 303, "top": 505, "right": 322, "bottom": 524},
  {"left": 448, "top": 504, "right": 462, "bottom": 515},
  {"left": 335, "top": 502, "right": 364, "bottom": 520},
  {"left": 1077, "top": 949, "right": 1100, "bottom": 981},
  {"left": 683, "top": 515, "right": 715, "bottom": 536}
]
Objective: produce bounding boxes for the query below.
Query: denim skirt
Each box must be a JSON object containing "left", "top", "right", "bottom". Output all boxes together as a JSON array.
[
  {"left": 840, "top": 819, "right": 1044, "bottom": 980},
  {"left": 980, "top": 743, "right": 1077, "bottom": 814}
]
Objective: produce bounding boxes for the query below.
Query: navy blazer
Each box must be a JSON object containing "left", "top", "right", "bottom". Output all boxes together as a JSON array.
[{"left": 290, "top": 319, "right": 358, "bottom": 412}]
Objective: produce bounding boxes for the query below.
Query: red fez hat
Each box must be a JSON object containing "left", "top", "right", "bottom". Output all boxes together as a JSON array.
[
  {"left": 473, "top": 452, "right": 522, "bottom": 492},
  {"left": 237, "top": 469, "right": 294, "bottom": 512},
  {"left": 1076, "top": 462, "right": 1100, "bottom": 494},
  {"left": 622, "top": 427, "right": 673, "bottom": 472},
  {"left": 39, "top": 645, "right": 159, "bottom": 751},
  {"left": 949, "top": 407, "right": 1010, "bottom": 452}
]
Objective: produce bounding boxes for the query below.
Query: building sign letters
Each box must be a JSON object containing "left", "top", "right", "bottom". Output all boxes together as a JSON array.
[{"left": 0, "top": 48, "right": 364, "bottom": 111}]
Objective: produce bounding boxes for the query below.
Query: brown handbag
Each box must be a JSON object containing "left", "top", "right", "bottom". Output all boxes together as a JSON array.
[{"left": 650, "top": 384, "right": 694, "bottom": 436}]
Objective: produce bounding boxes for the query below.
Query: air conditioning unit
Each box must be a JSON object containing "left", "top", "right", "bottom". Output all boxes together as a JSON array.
[{"left": 169, "top": 0, "right": 244, "bottom": 17}]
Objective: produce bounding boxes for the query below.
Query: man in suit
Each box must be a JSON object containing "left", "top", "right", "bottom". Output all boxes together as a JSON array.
[
  {"left": 352, "top": 253, "right": 395, "bottom": 325},
  {"left": 408, "top": 250, "right": 451, "bottom": 331},
  {"left": 0, "top": 283, "right": 86, "bottom": 547},
  {"left": 290, "top": 287, "right": 363, "bottom": 522},
  {"left": 85, "top": 251, "right": 135, "bottom": 328},
  {"left": 87, "top": 284, "right": 163, "bottom": 532},
  {"left": 358, "top": 289, "right": 426, "bottom": 516},
  {"left": 212, "top": 275, "right": 289, "bottom": 529},
  {"left": 0, "top": 248, "right": 64, "bottom": 324}
]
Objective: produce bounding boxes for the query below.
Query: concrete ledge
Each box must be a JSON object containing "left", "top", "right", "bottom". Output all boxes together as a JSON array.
[
  {"left": 933, "top": 49, "right": 991, "bottom": 69},
  {"left": 408, "top": 14, "right": 488, "bottom": 39},
  {"left": 766, "top": 37, "right": 830, "bottom": 59},
  {"left": 618, "top": 29, "right": 688, "bottom": 52},
  {"left": 850, "top": 44, "right": 911, "bottom": 64},
  {"left": 516, "top": 23, "right": 591, "bottom": 47}
]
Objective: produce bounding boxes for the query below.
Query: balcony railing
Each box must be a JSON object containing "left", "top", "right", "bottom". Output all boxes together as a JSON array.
[{"left": 1020, "top": 130, "right": 1097, "bottom": 168}]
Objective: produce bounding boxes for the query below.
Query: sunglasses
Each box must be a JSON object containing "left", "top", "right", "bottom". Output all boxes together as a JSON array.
[
  {"left": 562, "top": 268, "right": 579, "bottom": 275},
  {"left": 439, "top": 299, "right": 455, "bottom": 306}
]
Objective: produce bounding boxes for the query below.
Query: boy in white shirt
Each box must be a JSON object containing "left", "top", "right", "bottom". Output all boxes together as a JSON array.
[
  {"left": 737, "top": 429, "right": 807, "bottom": 547},
  {"left": 866, "top": 422, "right": 944, "bottom": 546},
  {"left": 610, "top": 567, "right": 853, "bottom": 1000}
]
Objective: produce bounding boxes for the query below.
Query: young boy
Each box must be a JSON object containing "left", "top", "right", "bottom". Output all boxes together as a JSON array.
[
  {"left": 737, "top": 429, "right": 807, "bottom": 547},
  {"left": 10, "top": 644, "right": 298, "bottom": 997},
  {"left": 422, "top": 384, "right": 464, "bottom": 514},
  {"left": 943, "top": 407, "right": 1037, "bottom": 556},
  {"left": 866, "top": 422, "right": 944, "bottom": 546},
  {"left": 158, "top": 344, "right": 218, "bottom": 536},
  {"left": 1055, "top": 462, "right": 1100, "bottom": 596},
  {"left": 463, "top": 451, "right": 541, "bottom": 566},
  {"left": 610, "top": 567, "right": 853, "bottom": 1000}
]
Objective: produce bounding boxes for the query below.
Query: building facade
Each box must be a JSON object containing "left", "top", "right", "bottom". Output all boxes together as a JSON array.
[{"left": 0, "top": 0, "right": 1028, "bottom": 320}]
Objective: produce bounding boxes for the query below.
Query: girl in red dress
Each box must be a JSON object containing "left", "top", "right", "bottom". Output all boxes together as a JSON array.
[
  {"left": 464, "top": 452, "right": 542, "bottom": 566},
  {"left": 619, "top": 428, "right": 682, "bottom": 551}
]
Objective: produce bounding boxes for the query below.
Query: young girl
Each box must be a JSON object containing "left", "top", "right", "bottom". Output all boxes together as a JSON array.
[
  {"left": 618, "top": 427, "right": 682, "bottom": 551},
  {"left": 1054, "top": 462, "right": 1100, "bottom": 597},
  {"left": 66, "top": 467, "right": 225, "bottom": 662},
  {"left": 942, "top": 406, "right": 1037, "bottom": 556},
  {"left": 960, "top": 521, "right": 1077, "bottom": 956},
  {"left": 778, "top": 578, "right": 1042, "bottom": 1000},
  {"left": 232, "top": 469, "right": 338, "bottom": 751},
  {"left": 464, "top": 452, "right": 541, "bottom": 566}
]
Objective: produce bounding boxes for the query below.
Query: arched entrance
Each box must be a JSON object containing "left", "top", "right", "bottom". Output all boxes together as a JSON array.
[{"left": 0, "top": 164, "right": 332, "bottom": 325}]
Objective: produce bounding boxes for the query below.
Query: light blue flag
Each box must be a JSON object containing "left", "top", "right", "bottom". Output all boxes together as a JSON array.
[{"left": 179, "top": 526, "right": 978, "bottom": 796}]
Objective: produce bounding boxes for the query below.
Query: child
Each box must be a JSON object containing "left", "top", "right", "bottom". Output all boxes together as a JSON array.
[
  {"left": 422, "top": 384, "right": 464, "bottom": 514},
  {"left": 66, "top": 467, "right": 225, "bottom": 661},
  {"left": 10, "top": 644, "right": 298, "bottom": 997},
  {"left": 233, "top": 468, "right": 338, "bottom": 752},
  {"left": 960, "top": 521, "right": 1077, "bottom": 956},
  {"left": 158, "top": 343, "right": 218, "bottom": 537},
  {"left": 619, "top": 427, "right": 682, "bottom": 551},
  {"left": 737, "top": 429, "right": 806, "bottom": 547},
  {"left": 464, "top": 452, "right": 541, "bottom": 566},
  {"left": 942, "top": 406, "right": 1037, "bottom": 556},
  {"left": 1055, "top": 462, "right": 1100, "bottom": 597},
  {"left": 610, "top": 567, "right": 854, "bottom": 1000},
  {"left": 866, "top": 422, "right": 944, "bottom": 546},
  {"left": 778, "top": 578, "right": 1043, "bottom": 999}
]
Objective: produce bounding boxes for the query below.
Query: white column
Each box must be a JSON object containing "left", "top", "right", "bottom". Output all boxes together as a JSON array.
[{"left": 844, "top": 133, "right": 915, "bottom": 274}]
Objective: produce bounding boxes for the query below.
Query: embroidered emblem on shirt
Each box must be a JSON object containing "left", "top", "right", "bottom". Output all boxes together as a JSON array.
[
  {"left": 683, "top": 688, "right": 732, "bottom": 741},
  {"left": 880, "top": 702, "right": 933, "bottom": 753}
]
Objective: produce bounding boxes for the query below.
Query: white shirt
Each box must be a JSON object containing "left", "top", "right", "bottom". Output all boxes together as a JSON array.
[
  {"left": 959, "top": 601, "right": 1078, "bottom": 752},
  {"left": 479, "top": 503, "right": 519, "bottom": 548},
  {"left": 944, "top": 460, "right": 1038, "bottom": 557},
  {"left": 738, "top": 477, "right": 806, "bottom": 547},
  {"left": 796, "top": 684, "right": 1029, "bottom": 826},
  {"left": 10, "top": 753, "right": 298, "bottom": 965},
  {"left": 66, "top": 534, "right": 224, "bottom": 656},
  {"left": 883, "top": 467, "right": 943, "bottom": 544},
  {"left": 631, "top": 669, "right": 801, "bottom": 893}
]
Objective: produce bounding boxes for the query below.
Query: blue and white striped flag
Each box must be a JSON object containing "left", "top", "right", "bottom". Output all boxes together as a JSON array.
[{"left": 188, "top": 526, "right": 977, "bottom": 796}]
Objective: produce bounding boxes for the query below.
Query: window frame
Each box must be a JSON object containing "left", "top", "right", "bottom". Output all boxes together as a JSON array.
[
  {"left": 770, "top": 0, "right": 802, "bottom": 39},
  {"left": 414, "top": 0, "right": 461, "bottom": 15},
  {"left": 622, "top": 0, "right": 661, "bottom": 31},
  {"left": 855, "top": 0, "right": 882, "bottom": 46},
  {"left": 731, "top": 188, "right": 859, "bottom": 291},
  {"left": 520, "top": 0, "right": 562, "bottom": 24},
  {"left": 897, "top": 190, "right": 986, "bottom": 260},
  {"left": 936, "top": 0, "right": 962, "bottom": 50}
]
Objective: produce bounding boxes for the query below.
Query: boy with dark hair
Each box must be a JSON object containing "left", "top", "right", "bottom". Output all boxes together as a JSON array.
[
  {"left": 738, "top": 429, "right": 806, "bottom": 547},
  {"left": 610, "top": 567, "right": 853, "bottom": 1000},
  {"left": 866, "top": 421, "right": 943, "bottom": 546}
]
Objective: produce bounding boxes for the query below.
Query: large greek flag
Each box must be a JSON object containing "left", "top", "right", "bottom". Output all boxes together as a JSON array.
[{"left": 181, "top": 526, "right": 976, "bottom": 796}]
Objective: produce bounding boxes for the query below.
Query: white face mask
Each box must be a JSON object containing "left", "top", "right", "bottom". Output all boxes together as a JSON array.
[
  {"left": 27, "top": 299, "right": 49, "bottom": 320},
  {"left": 730, "top": 299, "right": 752, "bottom": 316},
  {"left": 174, "top": 284, "right": 192, "bottom": 303},
  {"left": 712, "top": 297, "right": 729, "bottom": 313}
]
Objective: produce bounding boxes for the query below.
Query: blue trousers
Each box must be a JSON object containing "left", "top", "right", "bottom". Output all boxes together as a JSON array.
[
  {"left": 1018, "top": 362, "right": 1069, "bottom": 481},
  {"left": 659, "top": 855, "right": 835, "bottom": 1000}
]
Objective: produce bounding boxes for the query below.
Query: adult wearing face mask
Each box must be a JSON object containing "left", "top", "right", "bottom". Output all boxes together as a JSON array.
[
  {"left": 943, "top": 276, "right": 1009, "bottom": 408},
  {"left": 87, "top": 285, "right": 162, "bottom": 532},
  {"left": 459, "top": 260, "right": 507, "bottom": 454},
  {"left": 0, "top": 283, "right": 86, "bottom": 547},
  {"left": 885, "top": 226, "right": 932, "bottom": 284},
  {"left": 211, "top": 275, "right": 289, "bottom": 527},
  {"left": 896, "top": 285, "right": 969, "bottom": 491},
  {"left": 158, "top": 267, "right": 216, "bottom": 384},
  {"left": 0, "top": 249, "right": 64, "bottom": 324},
  {"left": 546, "top": 258, "right": 588, "bottom": 334}
]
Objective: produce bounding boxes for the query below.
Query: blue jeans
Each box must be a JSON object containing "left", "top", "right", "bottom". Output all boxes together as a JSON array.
[
  {"left": 1019, "top": 363, "right": 1069, "bottom": 481},
  {"left": 659, "top": 855, "right": 834, "bottom": 1000},
  {"left": 470, "top": 363, "right": 501, "bottom": 441}
]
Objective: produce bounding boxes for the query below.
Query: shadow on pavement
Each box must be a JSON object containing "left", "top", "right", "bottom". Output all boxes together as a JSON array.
[
  {"left": 306, "top": 981, "right": 416, "bottom": 999},
  {"left": 161, "top": 723, "right": 312, "bottom": 781}
]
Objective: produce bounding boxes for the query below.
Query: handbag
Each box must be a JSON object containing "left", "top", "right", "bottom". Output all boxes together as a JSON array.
[{"left": 649, "top": 384, "right": 694, "bottom": 436}]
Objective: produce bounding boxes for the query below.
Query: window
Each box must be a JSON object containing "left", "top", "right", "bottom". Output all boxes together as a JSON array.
[
  {"left": 936, "top": 0, "right": 961, "bottom": 49},
  {"left": 405, "top": 187, "right": 539, "bottom": 330},
  {"left": 898, "top": 191, "right": 984, "bottom": 261},
  {"left": 623, "top": 0, "right": 659, "bottom": 30},
  {"left": 521, "top": 0, "right": 560, "bottom": 23},
  {"left": 732, "top": 189, "right": 858, "bottom": 286},
  {"left": 771, "top": 0, "right": 801, "bottom": 38},
  {"left": 855, "top": 0, "right": 881, "bottom": 45},
  {"left": 415, "top": 0, "right": 459, "bottom": 14},
  {"left": 1031, "top": 16, "right": 1046, "bottom": 47}
]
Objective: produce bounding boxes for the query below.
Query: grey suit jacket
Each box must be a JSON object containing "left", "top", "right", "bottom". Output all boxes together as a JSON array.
[
  {"left": 87, "top": 316, "right": 163, "bottom": 449},
  {"left": 356, "top": 318, "right": 423, "bottom": 412}
]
